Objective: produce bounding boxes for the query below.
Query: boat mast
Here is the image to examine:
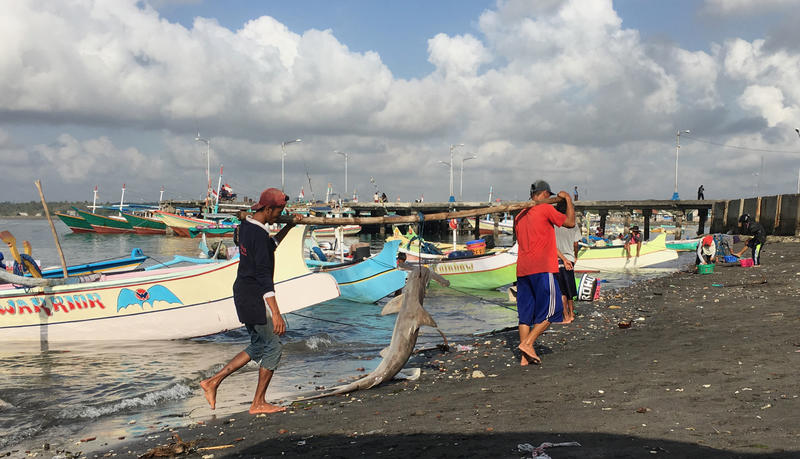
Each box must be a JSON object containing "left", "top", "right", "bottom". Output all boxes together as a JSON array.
[
  {"left": 91, "top": 185, "right": 98, "bottom": 213},
  {"left": 119, "top": 183, "right": 126, "bottom": 216},
  {"left": 214, "top": 165, "right": 223, "bottom": 213}
]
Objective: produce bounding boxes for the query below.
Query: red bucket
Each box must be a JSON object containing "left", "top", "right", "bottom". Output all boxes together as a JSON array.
[{"left": 740, "top": 258, "right": 754, "bottom": 268}]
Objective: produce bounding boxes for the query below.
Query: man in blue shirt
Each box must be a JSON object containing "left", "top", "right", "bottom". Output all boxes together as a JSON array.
[{"left": 201, "top": 188, "right": 301, "bottom": 415}]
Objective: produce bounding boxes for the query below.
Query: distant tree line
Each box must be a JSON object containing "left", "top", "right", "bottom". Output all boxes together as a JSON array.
[{"left": 0, "top": 201, "right": 104, "bottom": 217}]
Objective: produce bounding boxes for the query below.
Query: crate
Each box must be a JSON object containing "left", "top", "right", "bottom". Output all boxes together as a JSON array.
[
  {"left": 698, "top": 264, "right": 715, "bottom": 274},
  {"left": 723, "top": 255, "right": 738, "bottom": 263},
  {"left": 740, "top": 258, "right": 754, "bottom": 268}
]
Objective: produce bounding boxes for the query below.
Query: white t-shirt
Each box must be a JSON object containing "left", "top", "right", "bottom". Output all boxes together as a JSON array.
[{"left": 554, "top": 224, "right": 582, "bottom": 263}]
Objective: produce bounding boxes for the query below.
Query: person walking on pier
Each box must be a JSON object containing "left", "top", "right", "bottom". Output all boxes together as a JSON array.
[
  {"left": 515, "top": 180, "right": 575, "bottom": 365},
  {"left": 697, "top": 185, "right": 705, "bottom": 200},
  {"left": 201, "top": 188, "right": 301, "bottom": 415},
  {"left": 573, "top": 186, "right": 579, "bottom": 201},
  {"left": 735, "top": 214, "right": 766, "bottom": 266}
]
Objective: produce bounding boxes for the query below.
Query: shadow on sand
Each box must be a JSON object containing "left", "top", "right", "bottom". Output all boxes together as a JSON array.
[{"left": 234, "top": 431, "right": 795, "bottom": 458}]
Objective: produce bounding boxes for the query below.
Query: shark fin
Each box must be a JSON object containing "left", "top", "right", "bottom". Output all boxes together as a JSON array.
[
  {"left": 418, "top": 308, "right": 438, "bottom": 328},
  {"left": 381, "top": 295, "right": 403, "bottom": 316}
]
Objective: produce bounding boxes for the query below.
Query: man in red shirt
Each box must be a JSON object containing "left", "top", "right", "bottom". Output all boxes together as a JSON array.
[{"left": 515, "top": 180, "right": 575, "bottom": 365}]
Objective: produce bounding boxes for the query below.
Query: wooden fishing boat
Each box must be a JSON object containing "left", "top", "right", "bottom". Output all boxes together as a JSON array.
[
  {"left": 311, "top": 225, "right": 361, "bottom": 238},
  {"left": 55, "top": 212, "right": 95, "bottom": 233},
  {"left": 574, "top": 233, "right": 678, "bottom": 272},
  {"left": 75, "top": 209, "right": 134, "bottom": 234},
  {"left": 665, "top": 238, "right": 700, "bottom": 251},
  {"left": 432, "top": 245, "right": 518, "bottom": 290},
  {"left": 155, "top": 210, "right": 215, "bottom": 237},
  {"left": 33, "top": 249, "right": 148, "bottom": 278},
  {"left": 468, "top": 215, "right": 513, "bottom": 235},
  {"left": 122, "top": 213, "right": 167, "bottom": 235},
  {"left": 188, "top": 224, "right": 237, "bottom": 238},
  {"left": 0, "top": 225, "right": 340, "bottom": 342},
  {"left": 307, "top": 240, "right": 407, "bottom": 303}
]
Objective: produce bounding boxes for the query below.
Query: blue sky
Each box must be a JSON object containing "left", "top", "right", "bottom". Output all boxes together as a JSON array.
[
  {"left": 157, "top": 0, "right": 492, "bottom": 80},
  {"left": 2, "top": 0, "right": 800, "bottom": 203}
]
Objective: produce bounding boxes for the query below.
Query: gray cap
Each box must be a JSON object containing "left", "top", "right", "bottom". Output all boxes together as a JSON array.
[{"left": 530, "top": 180, "right": 553, "bottom": 196}]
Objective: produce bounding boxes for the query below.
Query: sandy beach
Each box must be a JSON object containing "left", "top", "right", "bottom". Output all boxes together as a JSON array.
[{"left": 11, "top": 240, "right": 799, "bottom": 458}]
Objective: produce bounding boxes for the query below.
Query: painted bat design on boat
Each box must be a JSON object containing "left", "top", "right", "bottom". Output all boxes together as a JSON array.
[
  {"left": 116, "top": 285, "right": 183, "bottom": 311},
  {"left": 298, "top": 266, "right": 448, "bottom": 400}
]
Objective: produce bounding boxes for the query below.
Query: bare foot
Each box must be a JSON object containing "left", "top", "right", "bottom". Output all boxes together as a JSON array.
[
  {"left": 561, "top": 316, "right": 574, "bottom": 324},
  {"left": 249, "top": 403, "right": 286, "bottom": 415},
  {"left": 200, "top": 379, "right": 218, "bottom": 410},
  {"left": 520, "top": 354, "right": 529, "bottom": 366},
  {"left": 517, "top": 344, "right": 541, "bottom": 365}
]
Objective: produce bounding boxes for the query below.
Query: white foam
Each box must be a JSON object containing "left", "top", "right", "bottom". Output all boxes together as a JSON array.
[
  {"left": 59, "top": 383, "right": 192, "bottom": 419},
  {"left": 0, "top": 398, "right": 13, "bottom": 409},
  {"left": 305, "top": 335, "right": 334, "bottom": 350}
]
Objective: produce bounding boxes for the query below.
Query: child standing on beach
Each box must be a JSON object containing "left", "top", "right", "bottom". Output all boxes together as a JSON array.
[
  {"left": 514, "top": 180, "right": 575, "bottom": 365},
  {"left": 201, "top": 188, "right": 301, "bottom": 415}
]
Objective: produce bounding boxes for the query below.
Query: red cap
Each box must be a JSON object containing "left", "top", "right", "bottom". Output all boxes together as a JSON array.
[
  {"left": 252, "top": 188, "right": 288, "bottom": 210},
  {"left": 702, "top": 235, "right": 714, "bottom": 246}
]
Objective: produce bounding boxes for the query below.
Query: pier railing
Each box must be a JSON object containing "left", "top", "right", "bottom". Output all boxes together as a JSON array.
[{"left": 710, "top": 194, "right": 800, "bottom": 236}]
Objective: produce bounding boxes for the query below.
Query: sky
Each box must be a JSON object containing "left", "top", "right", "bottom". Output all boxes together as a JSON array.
[{"left": 2, "top": 0, "right": 800, "bottom": 204}]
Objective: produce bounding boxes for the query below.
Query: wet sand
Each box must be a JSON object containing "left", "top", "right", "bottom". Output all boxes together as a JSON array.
[{"left": 22, "top": 241, "right": 800, "bottom": 458}]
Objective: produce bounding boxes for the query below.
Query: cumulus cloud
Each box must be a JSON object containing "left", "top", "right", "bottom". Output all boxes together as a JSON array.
[
  {"left": 2, "top": 0, "right": 800, "bottom": 201},
  {"left": 33, "top": 134, "right": 160, "bottom": 181},
  {"left": 702, "top": 0, "right": 796, "bottom": 15}
]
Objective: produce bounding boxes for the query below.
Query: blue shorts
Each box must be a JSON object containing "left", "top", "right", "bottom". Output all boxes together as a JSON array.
[
  {"left": 244, "top": 320, "right": 282, "bottom": 371},
  {"left": 516, "top": 272, "right": 564, "bottom": 325}
]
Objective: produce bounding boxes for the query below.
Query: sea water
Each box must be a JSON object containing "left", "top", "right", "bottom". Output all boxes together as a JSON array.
[{"left": 0, "top": 218, "right": 694, "bottom": 452}]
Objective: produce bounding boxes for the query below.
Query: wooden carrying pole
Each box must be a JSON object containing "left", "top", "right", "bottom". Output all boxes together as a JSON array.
[
  {"left": 277, "top": 197, "right": 563, "bottom": 225},
  {"left": 34, "top": 180, "right": 69, "bottom": 278}
]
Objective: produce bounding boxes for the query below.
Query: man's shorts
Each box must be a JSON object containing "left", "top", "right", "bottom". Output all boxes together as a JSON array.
[
  {"left": 516, "top": 272, "right": 564, "bottom": 326},
  {"left": 556, "top": 264, "right": 577, "bottom": 300},
  {"left": 244, "top": 319, "right": 282, "bottom": 371}
]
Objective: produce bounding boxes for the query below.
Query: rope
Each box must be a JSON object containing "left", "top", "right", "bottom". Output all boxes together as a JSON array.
[
  {"left": 287, "top": 310, "right": 394, "bottom": 332},
  {"left": 444, "top": 285, "right": 519, "bottom": 312}
]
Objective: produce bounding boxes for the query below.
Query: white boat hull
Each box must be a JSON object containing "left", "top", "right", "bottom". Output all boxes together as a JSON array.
[{"left": 0, "top": 225, "right": 340, "bottom": 342}]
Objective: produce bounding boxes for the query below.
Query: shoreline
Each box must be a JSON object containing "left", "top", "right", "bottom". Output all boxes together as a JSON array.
[{"left": 6, "top": 241, "right": 800, "bottom": 458}]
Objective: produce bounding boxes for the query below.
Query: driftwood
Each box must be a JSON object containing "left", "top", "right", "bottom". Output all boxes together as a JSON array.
[{"left": 277, "top": 196, "right": 563, "bottom": 225}]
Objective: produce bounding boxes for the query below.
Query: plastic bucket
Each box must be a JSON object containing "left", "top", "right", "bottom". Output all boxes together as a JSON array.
[
  {"left": 698, "top": 264, "right": 715, "bottom": 274},
  {"left": 740, "top": 258, "right": 754, "bottom": 267},
  {"left": 723, "top": 255, "right": 738, "bottom": 263}
]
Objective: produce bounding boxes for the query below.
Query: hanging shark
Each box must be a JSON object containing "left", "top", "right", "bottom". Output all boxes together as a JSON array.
[{"left": 298, "top": 266, "right": 449, "bottom": 400}]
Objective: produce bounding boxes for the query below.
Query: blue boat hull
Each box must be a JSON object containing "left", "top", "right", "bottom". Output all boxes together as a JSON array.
[
  {"left": 312, "top": 240, "right": 407, "bottom": 303},
  {"left": 35, "top": 249, "right": 147, "bottom": 279}
]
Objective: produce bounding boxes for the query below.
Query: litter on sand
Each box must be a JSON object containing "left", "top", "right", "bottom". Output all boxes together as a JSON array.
[{"left": 518, "top": 441, "right": 582, "bottom": 459}]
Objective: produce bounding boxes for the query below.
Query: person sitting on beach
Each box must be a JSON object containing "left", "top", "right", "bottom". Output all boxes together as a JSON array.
[
  {"left": 623, "top": 226, "right": 643, "bottom": 259},
  {"left": 515, "top": 180, "right": 575, "bottom": 365},
  {"left": 201, "top": 188, "right": 302, "bottom": 415},
  {"left": 695, "top": 235, "right": 717, "bottom": 268},
  {"left": 735, "top": 214, "right": 766, "bottom": 266}
]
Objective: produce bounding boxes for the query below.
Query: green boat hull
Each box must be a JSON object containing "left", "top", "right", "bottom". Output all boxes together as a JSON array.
[
  {"left": 441, "top": 263, "right": 517, "bottom": 290},
  {"left": 122, "top": 213, "right": 167, "bottom": 234},
  {"left": 55, "top": 213, "right": 94, "bottom": 233},
  {"left": 76, "top": 210, "right": 134, "bottom": 233}
]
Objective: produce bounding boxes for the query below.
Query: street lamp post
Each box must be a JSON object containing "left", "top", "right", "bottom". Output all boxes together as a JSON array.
[
  {"left": 795, "top": 128, "right": 799, "bottom": 193},
  {"left": 195, "top": 134, "right": 211, "bottom": 207},
  {"left": 335, "top": 150, "right": 350, "bottom": 199},
  {"left": 673, "top": 129, "right": 690, "bottom": 200},
  {"left": 281, "top": 139, "right": 302, "bottom": 192},
  {"left": 448, "top": 143, "right": 464, "bottom": 200},
  {"left": 460, "top": 154, "right": 477, "bottom": 201}
]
